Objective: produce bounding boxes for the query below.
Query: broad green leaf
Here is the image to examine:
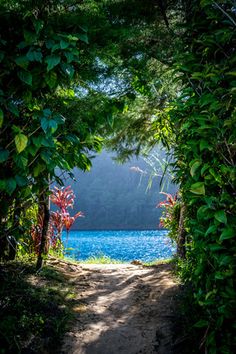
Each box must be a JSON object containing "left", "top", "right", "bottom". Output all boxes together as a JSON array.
[
  {"left": 17, "top": 70, "right": 32, "bottom": 86},
  {"left": 190, "top": 160, "right": 201, "bottom": 177},
  {"left": 0, "top": 179, "right": 6, "bottom": 191},
  {"left": 23, "top": 30, "right": 38, "bottom": 44},
  {"left": 208, "top": 244, "right": 224, "bottom": 251},
  {"left": 43, "top": 108, "right": 52, "bottom": 117},
  {"left": 14, "top": 155, "right": 28, "bottom": 169},
  {"left": 48, "top": 119, "right": 58, "bottom": 133},
  {"left": 77, "top": 33, "right": 89, "bottom": 44},
  {"left": 45, "top": 71, "right": 57, "bottom": 88},
  {"left": 200, "top": 140, "right": 211, "bottom": 151},
  {"left": 15, "top": 56, "right": 29, "bottom": 69},
  {"left": 15, "top": 134, "right": 28, "bottom": 153},
  {"left": 33, "top": 163, "right": 45, "bottom": 177},
  {"left": 32, "top": 18, "right": 44, "bottom": 34},
  {"left": 61, "top": 63, "right": 75, "bottom": 77},
  {"left": 41, "top": 137, "right": 55, "bottom": 147},
  {"left": 22, "top": 90, "right": 33, "bottom": 104},
  {"left": 8, "top": 103, "right": 19, "bottom": 117},
  {"left": 60, "top": 40, "right": 70, "bottom": 49},
  {"left": 41, "top": 117, "right": 49, "bottom": 132},
  {"left": 0, "top": 149, "right": 9, "bottom": 163},
  {"left": 67, "top": 34, "right": 79, "bottom": 41},
  {"left": 26, "top": 50, "right": 42, "bottom": 62},
  {"left": 46, "top": 39, "right": 55, "bottom": 49},
  {"left": 22, "top": 186, "right": 32, "bottom": 198},
  {"left": 54, "top": 114, "right": 65, "bottom": 124},
  {"left": 27, "top": 144, "right": 39, "bottom": 157},
  {"left": 215, "top": 272, "right": 225, "bottom": 280},
  {"left": 15, "top": 175, "right": 28, "bottom": 187},
  {"left": 219, "top": 256, "right": 232, "bottom": 266},
  {"left": 197, "top": 205, "right": 209, "bottom": 220},
  {"left": 0, "top": 108, "right": 3, "bottom": 127},
  {"left": 201, "top": 163, "right": 209, "bottom": 176},
  {"left": 200, "top": 93, "right": 215, "bottom": 107},
  {"left": 65, "top": 134, "right": 80, "bottom": 144},
  {"left": 17, "top": 41, "right": 27, "bottom": 49},
  {"left": 6, "top": 178, "right": 17, "bottom": 195},
  {"left": 64, "top": 52, "right": 74, "bottom": 63},
  {"left": 45, "top": 55, "right": 61, "bottom": 71},
  {"left": 214, "top": 210, "right": 227, "bottom": 224},
  {"left": 190, "top": 182, "right": 205, "bottom": 195},
  {"left": 51, "top": 43, "right": 60, "bottom": 52},
  {"left": 40, "top": 150, "right": 52, "bottom": 164},
  {"left": 191, "top": 72, "right": 203, "bottom": 80},
  {"left": 194, "top": 320, "right": 209, "bottom": 328},
  {"left": 206, "top": 225, "right": 217, "bottom": 235},
  {"left": 209, "top": 168, "right": 221, "bottom": 183},
  {"left": 32, "top": 135, "right": 43, "bottom": 148},
  {"left": 220, "top": 227, "right": 234, "bottom": 241}
]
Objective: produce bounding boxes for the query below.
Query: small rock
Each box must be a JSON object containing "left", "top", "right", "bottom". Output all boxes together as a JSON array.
[{"left": 131, "top": 260, "right": 143, "bottom": 266}]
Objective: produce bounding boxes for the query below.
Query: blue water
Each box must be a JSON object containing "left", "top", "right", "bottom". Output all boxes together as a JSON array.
[{"left": 62, "top": 230, "right": 176, "bottom": 262}]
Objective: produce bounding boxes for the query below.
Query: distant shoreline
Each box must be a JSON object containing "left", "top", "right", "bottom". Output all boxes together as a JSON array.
[{"left": 69, "top": 228, "right": 168, "bottom": 232}]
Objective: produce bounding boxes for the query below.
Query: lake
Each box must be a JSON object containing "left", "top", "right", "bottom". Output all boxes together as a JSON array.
[{"left": 62, "top": 229, "right": 175, "bottom": 262}]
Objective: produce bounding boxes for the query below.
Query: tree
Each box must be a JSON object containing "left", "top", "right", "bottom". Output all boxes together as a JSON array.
[{"left": 0, "top": 0, "right": 103, "bottom": 265}]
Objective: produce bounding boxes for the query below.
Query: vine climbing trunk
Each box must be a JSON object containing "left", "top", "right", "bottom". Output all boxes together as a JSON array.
[{"left": 36, "top": 186, "right": 50, "bottom": 271}]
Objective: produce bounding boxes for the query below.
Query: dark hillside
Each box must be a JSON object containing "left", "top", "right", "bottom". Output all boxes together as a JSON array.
[{"left": 61, "top": 151, "right": 177, "bottom": 230}]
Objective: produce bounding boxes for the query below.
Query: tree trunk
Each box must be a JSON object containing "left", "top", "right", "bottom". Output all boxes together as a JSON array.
[
  {"left": 36, "top": 188, "right": 50, "bottom": 271},
  {"left": 157, "top": 0, "right": 170, "bottom": 29}
]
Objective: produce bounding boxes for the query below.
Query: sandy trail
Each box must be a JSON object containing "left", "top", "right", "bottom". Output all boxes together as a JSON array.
[{"left": 51, "top": 261, "right": 180, "bottom": 354}]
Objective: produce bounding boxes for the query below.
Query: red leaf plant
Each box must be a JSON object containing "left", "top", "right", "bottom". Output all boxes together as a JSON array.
[
  {"left": 157, "top": 192, "right": 177, "bottom": 228},
  {"left": 31, "top": 212, "right": 50, "bottom": 255},
  {"left": 50, "top": 186, "right": 84, "bottom": 253},
  {"left": 31, "top": 186, "right": 84, "bottom": 256},
  {"left": 50, "top": 186, "right": 75, "bottom": 213},
  {"left": 63, "top": 211, "right": 84, "bottom": 249}
]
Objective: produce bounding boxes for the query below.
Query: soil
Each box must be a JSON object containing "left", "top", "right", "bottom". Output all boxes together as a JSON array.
[{"left": 48, "top": 259, "right": 182, "bottom": 354}]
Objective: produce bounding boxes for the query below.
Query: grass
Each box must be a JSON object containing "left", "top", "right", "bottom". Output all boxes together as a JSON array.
[
  {"left": 59, "top": 252, "right": 173, "bottom": 266},
  {"left": 143, "top": 258, "right": 173, "bottom": 266},
  {"left": 79, "top": 255, "right": 125, "bottom": 264}
]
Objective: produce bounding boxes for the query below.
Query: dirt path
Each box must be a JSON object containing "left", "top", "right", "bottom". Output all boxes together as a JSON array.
[{"left": 50, "top": 261, "right": 180, "bottom": 354}]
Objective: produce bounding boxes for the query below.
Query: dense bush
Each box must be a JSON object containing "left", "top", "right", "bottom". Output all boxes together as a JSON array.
[{"left": 170, "top": 1, "right": 236, "bottom": 352}]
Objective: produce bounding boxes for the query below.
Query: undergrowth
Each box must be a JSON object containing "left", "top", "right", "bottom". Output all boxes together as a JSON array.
[{"left": 0, "top": 258, "right": 76, "bottom": 354}]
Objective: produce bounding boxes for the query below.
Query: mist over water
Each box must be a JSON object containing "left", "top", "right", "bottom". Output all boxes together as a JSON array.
[{"left": 63, "top": 229, "right": 176, "bottom": 262}]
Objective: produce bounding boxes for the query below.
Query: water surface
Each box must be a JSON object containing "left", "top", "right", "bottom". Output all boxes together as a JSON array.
[{"left": 63, "top": 230, "right": 175, "bottom": 262}]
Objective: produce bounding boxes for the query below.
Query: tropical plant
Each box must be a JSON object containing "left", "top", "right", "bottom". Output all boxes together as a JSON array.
[
  {"left": 158, "top": 192, "right": 179, "bottom": 237},
  {"left": 50, "top": 186, "right": 83, "bottom": 253},
  {"left": 0, "top": 0, "right": 103, "bottom": 268},
  {"left": 168, "top": 1, "right": 236, "bottom": 352}
]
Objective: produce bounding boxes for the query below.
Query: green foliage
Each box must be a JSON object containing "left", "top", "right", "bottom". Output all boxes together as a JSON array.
[
  {"left": 0, "top": 1, "right": 103, "bottom": 253},
  {"left": 169, "top": 1, "right": 236, "bottom": 352}
]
